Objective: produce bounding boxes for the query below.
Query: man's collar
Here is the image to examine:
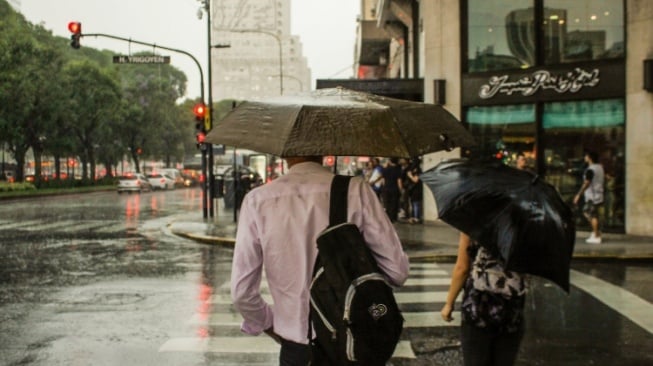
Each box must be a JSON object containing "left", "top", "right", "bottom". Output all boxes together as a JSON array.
[{"left": 288, "top": 161, "right": 328, "bottom": 174}]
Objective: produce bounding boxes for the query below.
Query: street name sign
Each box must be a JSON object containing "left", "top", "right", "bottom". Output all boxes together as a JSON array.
[{"left": 112, "top": 55, "right": 171, "bottom": 64}]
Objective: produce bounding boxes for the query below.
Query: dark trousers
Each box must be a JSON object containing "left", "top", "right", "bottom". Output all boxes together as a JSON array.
[
  {"left": 382, "top": 189, "right": 400, "bottom": 222},
  {"left": 461, "top": 323, "right": 523, "bottom": 366},
  {"left": 279, "top": 339, "right": 311, "bottom": 366}
]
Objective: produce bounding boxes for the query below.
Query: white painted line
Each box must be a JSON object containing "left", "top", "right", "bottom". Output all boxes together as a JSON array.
[
  {"left": 21, "top": 220, "right": 76, "bottom": 232},
  {"left": 404, "top": 277, "right": 452, "bottom": 286},
  {"left": 221, "top": 276, "right": 452, "bottom": 292},
  {"left": 0, "top": 220, "right": 42, "bottom": 230},
  {"left": 410, "top": 262, "right": 442, "bottom": 269},
  {"left": 571, "top": 270, "right": 653, "bottom": 334},
  {"left": 408, "top": 268, "right": 449, "bottom": 276},
  {"left": 159, "top": 337, "right": 415, "bottom": 358},
  {"left": 58, "top": 221, "right": 108, "bottom": 232},
  {"left": 220, "top": 275, "right": 451, "bottom": 292},
  {"left": 209, "top": 291, "right": 455, "bottom": 305},
  {"left": 94, "top": 224, "right": 130, "bottom": 233},
  {"left": 192, "top": 309, "right": 459, "bottom": 330},
  {"left": 391, "top": 341, "right": 416, "bottom": 359}
]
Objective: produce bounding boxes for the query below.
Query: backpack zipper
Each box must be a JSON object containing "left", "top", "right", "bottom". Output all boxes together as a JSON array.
[
  {"left": 343, "top": 272, "right": 391, "bottom": 361},
  {"left": 309, "top": 267, "right": 337, "bottom": 340}
]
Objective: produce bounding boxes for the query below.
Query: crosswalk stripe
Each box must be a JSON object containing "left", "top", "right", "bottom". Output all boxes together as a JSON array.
[
  {"left": 57, "top": 221, "right": 109, "bottom": 232},
  {"left": 571, "top": 270, "right": 653, "bottom": 334},
  {"left": 93, "top": 224, "right": 134, "bottom": 233},
  {"left": 410, "top": 268, "right": 449, "bottom": 276},
  {"left": 410, "top": 262, "right": 442, "bottom": 269},
  {"left": 188, "top": 310, "right": 461, "bottom": 329},
  {"left": 209, "top": 290, "right": 456, "bottom": 305},
  {"left": 404, "top": 277, "right": 452, "bottom": 286},
  {"left": 159, "top": 337, "right": 416, "bottom": 358},
  {"left": 0, "top": 220, "right": 42, "bottom": 230},
  {"left": 163, "top": 261, "right": 455, "bottom": 360},
  {"left": 21, "top": 220, "right": 76, "bottom": 232},
  {"left": 220, "top": 272, "right": 451, "bottom": 292}
]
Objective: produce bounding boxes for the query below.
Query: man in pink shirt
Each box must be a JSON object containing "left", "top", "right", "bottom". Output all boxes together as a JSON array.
[{"left": 231, "top": 156, "right": 410, "bottom": 365}]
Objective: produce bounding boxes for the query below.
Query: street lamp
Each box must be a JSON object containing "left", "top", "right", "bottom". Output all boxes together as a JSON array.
[{"left": 230, "top": 29, "right": 283, "bottom": 96}]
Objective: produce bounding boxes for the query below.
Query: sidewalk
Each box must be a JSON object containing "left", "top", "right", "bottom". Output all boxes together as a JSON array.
[{"left": 169, "top": 209, "right": 653, "bottom": 262}]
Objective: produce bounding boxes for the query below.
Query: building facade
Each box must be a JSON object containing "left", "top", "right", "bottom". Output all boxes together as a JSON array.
[
  {"left": 346, "top": 0, "right": 652, "bottom": 235},
  {"left": 210, "top": 0, "right": 311, "bottom": 101}
]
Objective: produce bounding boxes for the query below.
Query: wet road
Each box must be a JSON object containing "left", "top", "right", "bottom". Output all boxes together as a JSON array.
[{"left": 1, "top": 189, "right": 652, "bottom": 365}]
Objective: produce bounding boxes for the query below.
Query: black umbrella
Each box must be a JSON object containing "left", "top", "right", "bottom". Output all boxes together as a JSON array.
[
  {"left": 205, "top": 87, "right": 474, "bottom": 158},
  {"left": 421, "top": 159, "right": 575, "bottom": 292}
]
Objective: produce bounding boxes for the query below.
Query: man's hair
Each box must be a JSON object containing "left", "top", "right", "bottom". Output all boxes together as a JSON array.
[{"left": 585, "top": 150, "right": 598, "bottom": 163}]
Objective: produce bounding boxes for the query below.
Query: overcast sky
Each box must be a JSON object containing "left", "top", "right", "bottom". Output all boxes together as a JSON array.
[{"left": 19, "top": 0, "right": 360, "bottom": 101}]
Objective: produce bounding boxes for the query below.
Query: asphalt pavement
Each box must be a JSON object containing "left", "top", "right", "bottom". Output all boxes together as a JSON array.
[{"left": 169, "top": 208, "right": 653, "bottom": 262}]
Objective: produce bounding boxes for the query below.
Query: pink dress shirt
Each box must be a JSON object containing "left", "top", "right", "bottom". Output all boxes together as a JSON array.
[{"left": 230, "top": 161, "right": 409, "bottom": 344}]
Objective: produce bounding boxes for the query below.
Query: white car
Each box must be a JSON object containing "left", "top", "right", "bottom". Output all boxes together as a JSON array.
[
  {"left": 159, "top": 168, "right": 184, "bottom": 187},
  {"left": 117, "top": 173, "right": 152, "bottom": 193},
  {"left": 147, "top": 173, "right": 175, "bottom": 190}
]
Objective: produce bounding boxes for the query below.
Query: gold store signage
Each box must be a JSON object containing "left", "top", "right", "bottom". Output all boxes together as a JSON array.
[
  {"left": 462, "top": 61, "right": 624, "bottom": 106},
  {"left": 479, "top": 68, "right": 600, "bottom": 99}
]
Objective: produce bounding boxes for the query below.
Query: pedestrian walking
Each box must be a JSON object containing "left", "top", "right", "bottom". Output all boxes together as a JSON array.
[
  {"left": 368, "top": 157, "right": 384, "bottom": 199},
  {"left": 441, "top": 233, "right": 527, "bottom": 366},
  {"left": 573, "top": 150, "right": 605, "bottom": 244},
  {"left": 230, "top": 156, "right": 409, "bottom": 366},
  {"left": 406, "top": 162, "right": 423, "bottom": 224},
  {"left": 381, "top": 157, "right": 403, "bottom": 222}
]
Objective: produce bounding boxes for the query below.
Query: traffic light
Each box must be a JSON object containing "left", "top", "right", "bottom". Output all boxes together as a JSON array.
[
  {"left": 193, "top": 103, "right": 207, "bottom": 149},
  {"left": 68, "top": 21, "right": 82, "bottom": 49}
]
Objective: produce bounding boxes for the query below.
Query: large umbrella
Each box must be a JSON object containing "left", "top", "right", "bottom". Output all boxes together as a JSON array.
[
  {"left": 205, "top": 87, "right": 474, "bottom": 158},
  {"left": 421, "top": 159, "right": 576, "bottom": 292}
]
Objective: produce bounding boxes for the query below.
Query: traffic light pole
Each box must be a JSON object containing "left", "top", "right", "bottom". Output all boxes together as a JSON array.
[
  {"left": 206, "top": 3, "right": 215, "bottom": 219},
  {"left": 81, "top": 32, "right": 211, "bottom": 219}
]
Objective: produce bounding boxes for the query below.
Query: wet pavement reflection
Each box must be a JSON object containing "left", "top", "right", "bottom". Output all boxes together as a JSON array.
[{"left": 1, "top": 189, "right": 652, "bottom": 365}]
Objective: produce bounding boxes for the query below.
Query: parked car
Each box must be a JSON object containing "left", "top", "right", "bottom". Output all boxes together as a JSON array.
[
  {"left": 147, "top": 173, "right": 175, "bottom": 190},
  {"left": 159, "top": 168, "right": 184, "bottom": 187},
  {"left": 117, "top": 173, "right": 152, "bottom": 193}
]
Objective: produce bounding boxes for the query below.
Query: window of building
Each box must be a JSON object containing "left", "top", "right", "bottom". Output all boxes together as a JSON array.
[
  {"left": 543, "top": 0, "right": 624, "bottom": 64},
  {"left": 466, "top": 0, "right": 624, "bottom": 72},
  {"left": 467, "top": 0, "right": 535, "bottom": 72},
  {"left": 542, "top": 98, "right": 625, "bottom": 228},
  {"left": 465, "top": 104, "right": 536, "bottom": 168}
]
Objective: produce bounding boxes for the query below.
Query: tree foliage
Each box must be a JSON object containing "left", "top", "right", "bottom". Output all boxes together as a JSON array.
[{"left": 0, "top": 0, "right": 200, "bottom": 183}]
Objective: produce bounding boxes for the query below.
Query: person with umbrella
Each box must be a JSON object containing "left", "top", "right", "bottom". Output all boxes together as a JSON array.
[
  {"left": 230, "top": 155, "right": 409, "bottom": 365},
  {"left": 441, "top": 232, "right": 527, "bottom": 366},
  {"left": 421, "top": 159, "right": 575, "bottom": 366}
]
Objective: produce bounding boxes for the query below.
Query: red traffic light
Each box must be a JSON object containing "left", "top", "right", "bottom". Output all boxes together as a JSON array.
[
  {"left": 196, "top": 132, "right": 206, "bottom": 144},
  {"left": 193, "top": 103, "right": 206, "bottom": 119},
  {"left": 68, "top": 22, "right": 82, "bottom": 34}
]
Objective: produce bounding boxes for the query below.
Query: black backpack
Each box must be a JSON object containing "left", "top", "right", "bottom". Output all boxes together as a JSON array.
[{"left": 309, "top": 175, "right": 404, "bottom": 365}]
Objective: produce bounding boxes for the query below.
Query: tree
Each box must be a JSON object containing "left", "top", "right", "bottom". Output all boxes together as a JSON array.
[
  {"left": 117, "top": 53, "right": 187, "bottom": 172},
  {"left": 62, "top": 60, "right": 121, "bottom": 181},
  {"left": 0, "top": 3, "right": 38, "bottom": 181}
]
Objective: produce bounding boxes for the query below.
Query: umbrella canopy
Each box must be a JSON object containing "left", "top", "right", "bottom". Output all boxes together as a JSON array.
[
  {"left": 205, "top": 87, "right": 474, "bottom": 158},
  {"left": 421, "top": 159, "right": 576, "bottom": 292}
]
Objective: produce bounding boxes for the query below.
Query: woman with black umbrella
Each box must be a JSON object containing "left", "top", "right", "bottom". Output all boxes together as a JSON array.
[{"left": 440, "top": 232, "right": 527, "bottom": 366}]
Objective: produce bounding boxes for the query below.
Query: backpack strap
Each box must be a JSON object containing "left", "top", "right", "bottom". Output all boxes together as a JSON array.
[
  {"left": 309, "top": 175, "right": 352, "bottom": 345},
  {"left": 329, "top": 175, "right": 352, "bottom": 227}
]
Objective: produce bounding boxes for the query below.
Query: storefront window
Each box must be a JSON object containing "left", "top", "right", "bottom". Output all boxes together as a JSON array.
[
  {"left": 543, "top": 0, "right": 624, "bottom": 64},
  {"left": 467, "top": 0, "right": 535, "bottom": 72},
  {"left": 542, "top": 99, "right": 625, "bottom": 229},
  {"left": 465, "top": 104, "right": 536, "bottom": 169}
]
